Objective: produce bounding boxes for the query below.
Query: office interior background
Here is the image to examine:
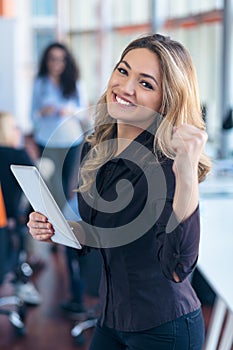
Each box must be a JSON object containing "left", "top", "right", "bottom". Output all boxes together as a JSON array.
[
  {"left": 0, "top": 0, "right": 233, "bottom": 160},
  {"left": 1, "top": 1, "right": 233, "bottom": 349}
]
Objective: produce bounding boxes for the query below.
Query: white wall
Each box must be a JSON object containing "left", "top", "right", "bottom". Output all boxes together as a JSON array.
[
  {"left": 0, "top": 19, "right": 17, "bottom": 117},
  {"left": 14, "top": 0, "right": 34, "bottom": 134},
  {"left": 0, "top": 2, "right": 35, "bottom": 135}
]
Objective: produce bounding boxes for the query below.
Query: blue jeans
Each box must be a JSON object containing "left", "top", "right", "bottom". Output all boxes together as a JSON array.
[{"left": 89, "top": 308, "right": 205, "bottom": 350}]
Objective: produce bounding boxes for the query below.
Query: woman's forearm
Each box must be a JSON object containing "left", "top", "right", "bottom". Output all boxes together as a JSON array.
[{"left": 173, "top": 168, "right": 199, "bottom": 222}]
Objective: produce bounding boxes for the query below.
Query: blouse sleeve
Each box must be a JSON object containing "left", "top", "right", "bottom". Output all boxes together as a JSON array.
[
  {"left": 156, "top": 203, "right": 200, "bottom": 282},
  {"left": 155, "top": 160, "right": 201, "bottom": 282}
]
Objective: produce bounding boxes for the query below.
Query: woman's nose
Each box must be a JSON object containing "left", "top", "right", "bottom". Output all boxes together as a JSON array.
[{"left": 121, "top": 77, "right": 136, "bottom": 95}]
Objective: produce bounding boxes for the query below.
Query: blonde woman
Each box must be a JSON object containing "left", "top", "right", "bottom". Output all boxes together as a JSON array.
[{"left": 28, "top": 34, "right": 211, "bottom": 349}]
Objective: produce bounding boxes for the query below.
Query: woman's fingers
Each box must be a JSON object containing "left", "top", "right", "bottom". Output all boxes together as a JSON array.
[
  {"left": 171, "top": 124, "right": 207, "bottom": 158},
  {"left": 27, "top": 211, "right": 54, "bottom": 242},
  {"left": 28, "top": 211, "right": 48, "bottom": 222},
  {"left": 171, "top": 124, "right": 208, "bottom": 179},
  {"left": 30, "top": 231, "right": 54, "bottom": 242}
]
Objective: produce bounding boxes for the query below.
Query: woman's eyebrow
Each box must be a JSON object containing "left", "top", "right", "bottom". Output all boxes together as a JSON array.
[
  {"left": 140, "top": 73, "right": 159, "bottom": 86},
  {"left": 121, "top": 60, "right": 131, "bottom": 70},
  {"left": 120, "top": 60, "right": 159, "bottom": 86}
]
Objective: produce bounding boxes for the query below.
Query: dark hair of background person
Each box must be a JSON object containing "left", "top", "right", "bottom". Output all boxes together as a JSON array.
[{"left": 37, "top": 42, "right": 79, "bottom": 98}]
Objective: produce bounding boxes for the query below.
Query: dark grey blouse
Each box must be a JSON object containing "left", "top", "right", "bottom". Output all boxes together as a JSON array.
[{"left": 78, "top": 127, "right": 201, "bottom": 331}]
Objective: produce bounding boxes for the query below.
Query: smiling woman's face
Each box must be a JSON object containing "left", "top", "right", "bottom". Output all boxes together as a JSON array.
[{"left": 106, "top": 48, "right": 163, "bottom": 129}]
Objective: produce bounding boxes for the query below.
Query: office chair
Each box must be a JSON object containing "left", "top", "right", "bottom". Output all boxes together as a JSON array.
[
  {"left": 70, "top": 305, "right": 99, "bottom": 345},
  {"left": 0, "top": 184, "right": 26, "bottom": 335},
  {"left": 69, "top": 252, "right": 101, "bottom": 345}
]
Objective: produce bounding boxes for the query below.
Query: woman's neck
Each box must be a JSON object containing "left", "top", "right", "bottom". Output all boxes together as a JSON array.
[
  {"left": 49, "top": 74, "right": 60, "bottom": 85},
  {"left": 116, "top": 123, "right": 144, "bottom": 156}
]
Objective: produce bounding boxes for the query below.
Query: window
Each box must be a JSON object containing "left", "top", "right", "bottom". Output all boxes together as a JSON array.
[{"left": 32, "top": 0, "right": 56, "bottom": 16}]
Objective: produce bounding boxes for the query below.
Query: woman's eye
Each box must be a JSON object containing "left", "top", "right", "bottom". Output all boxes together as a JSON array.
[
  {"left": 117, "top": 67, "right": 127, "bottom": 75},
  {"left": 141, "top": 81, "right": 154, "bottom": 90}
]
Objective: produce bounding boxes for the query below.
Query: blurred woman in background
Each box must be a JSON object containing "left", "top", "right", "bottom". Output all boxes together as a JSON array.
[{"left": 31, "top": 42, "right": 89, "bottom": 209}]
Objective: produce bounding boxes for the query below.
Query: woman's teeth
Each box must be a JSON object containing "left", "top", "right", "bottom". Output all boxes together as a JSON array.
[{"left": 116, "top": 95, "right": 131, "bottom": 106}]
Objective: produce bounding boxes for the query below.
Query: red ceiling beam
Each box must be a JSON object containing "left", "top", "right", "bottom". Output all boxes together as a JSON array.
[{"left": 164, "top": 9, "right": 223, "bottom": 29}]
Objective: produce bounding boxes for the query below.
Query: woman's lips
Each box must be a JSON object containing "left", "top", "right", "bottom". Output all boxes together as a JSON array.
[{"left": 114, "top": 94, "right": 135, "bottom": 107}]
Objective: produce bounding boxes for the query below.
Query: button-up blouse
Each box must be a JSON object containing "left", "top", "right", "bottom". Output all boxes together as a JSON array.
[{"left": 77, "top": 127, "right": 201, "bottom": 332}]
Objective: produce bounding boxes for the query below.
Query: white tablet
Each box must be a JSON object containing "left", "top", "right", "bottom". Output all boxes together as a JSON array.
[{"left": 10, "top": 164, "right": 81, "bottom": 249}]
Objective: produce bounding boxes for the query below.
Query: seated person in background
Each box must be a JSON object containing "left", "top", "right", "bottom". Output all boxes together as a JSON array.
[{"left": 0, "top": 111, "right": 42, "bottom": 306}]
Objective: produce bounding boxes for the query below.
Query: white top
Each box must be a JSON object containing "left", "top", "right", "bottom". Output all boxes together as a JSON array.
[{"left": 31, "top": 77, "right": 89, "bottom": 147}]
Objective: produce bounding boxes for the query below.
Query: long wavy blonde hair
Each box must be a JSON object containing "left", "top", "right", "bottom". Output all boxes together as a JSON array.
[{"left": 78, "top": 34, "right": 211, "bottom": 192}]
